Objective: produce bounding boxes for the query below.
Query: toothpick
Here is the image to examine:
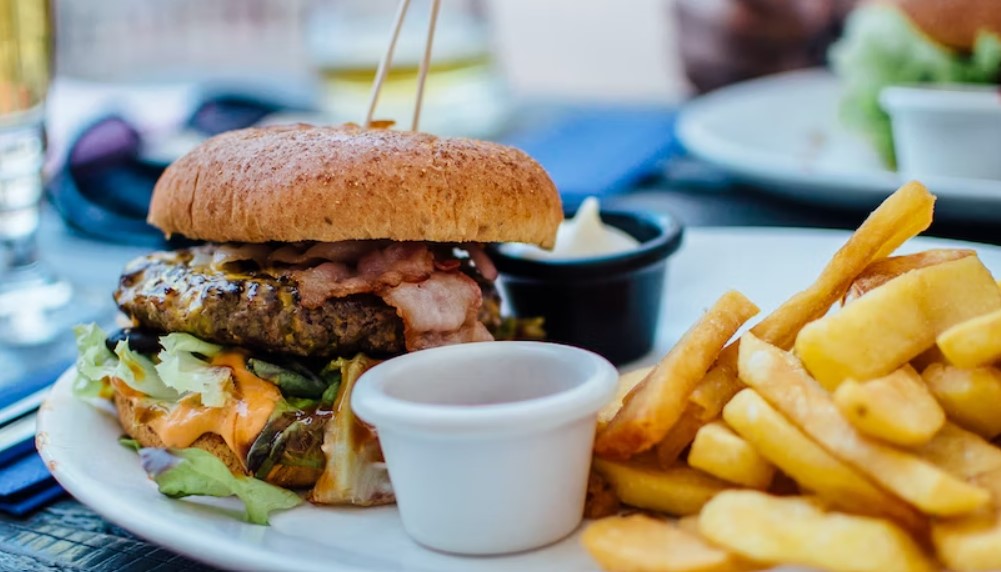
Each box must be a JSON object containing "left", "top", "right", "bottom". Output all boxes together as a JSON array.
[
  {"left": 365, "top": 0, "right": 412, "bottom": 128},
  {"left": 411, "top": 0, "right": 441, "bottom": 132}
]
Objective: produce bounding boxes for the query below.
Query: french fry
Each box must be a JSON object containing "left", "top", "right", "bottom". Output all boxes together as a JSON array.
[
  {"left": 934, "top": 510, "right": 1001, "bottom": 572},
  {"left": 833, "top": 365, "right": 945, "bottom": 447},
  {"left": 931, "top": 450, "right": 1001, "bottom": 572},
  {"left": 739, "top": 333, "right": 991, "bottom": 517},
  {"left": 595, "top": 291, "right": 759, "bottom": 459},
  {"left": 687, "top": 421, "right": 774, "bottom": 489},
  {"left": 598, "top": 367, "right": 651, "bottom": 431},
  {"left": 655, "top": 410, "right": 704, "bottom": 467},
  {"left": 698, "top": 491, "right": 935, "bottom": 572},
  {"left": 583, "top": 514, "right": 748, "bottom": 572},
  {"left": 938, "top": 309, "right": 1001, "bottom": 368},
  {"left": 795, "top": 256, "right": 1001, "bottom": 390},
  {"left": 916, "top": 423, "right": 1001, "bottom": 483},
  {"left": 676, "top": 515, "right": 701, "bottom": 536},
  {"left": 653, "top": 182, "right": 938, "bottom": 460},
  {"left": 723, "top": 388, "right": 927, "bottom": 534},
  {"left": 846, "top": 248, "right": 974, "bottom": 302},
  {"left": 923, "top": 363, "right": 1001, "bottom": 439},
  {"left": 592, "top": 458, "right": 729, "bottom": 517},
  {"left": 750, "top": 180, "right": 935, "bottom": 351},
  {"left": 584, "top": 469, "right": 621, "bottom": 519},
  {"left": 656, "top": 347, "right": 743, "bottom": 467},
  {"left": 687, "top": 347, "right": 742, "bottom": 415}
]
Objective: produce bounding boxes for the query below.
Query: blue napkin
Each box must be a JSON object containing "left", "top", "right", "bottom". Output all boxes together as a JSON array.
[
  {"left": 501, "top": 105, "right": 677, "bottom": 209},
  {"left": 0, "top": 448, "right": 53, "bottom": 497},
  {"left": 0, "top": 360, "right": 74, "bottom": 516},
  {"left": 0, "top": 479, "right": 66, "bottom": 517},
  {"left": 0, "top": 449, "right": 63, "bottom": 517}
]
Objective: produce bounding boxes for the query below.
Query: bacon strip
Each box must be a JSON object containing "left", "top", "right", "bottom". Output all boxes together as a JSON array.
[
  {"left": 290, "top": 242, "right": 435, "bottom": 309},
  {"left": 270, "top": 241, "right": 383, "bottom": 265},
  {"left": 382, "top": 272, "right": 493, "bottom": 350}
]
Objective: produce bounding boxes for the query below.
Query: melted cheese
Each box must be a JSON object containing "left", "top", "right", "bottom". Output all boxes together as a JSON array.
[{"left": 148, "top": 352, "right": 281, "bottom": 466}]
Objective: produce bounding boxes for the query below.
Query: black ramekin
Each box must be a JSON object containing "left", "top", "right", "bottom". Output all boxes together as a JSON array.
[{"left": 490, "top": 209, "right": 684, "bottom": 365}]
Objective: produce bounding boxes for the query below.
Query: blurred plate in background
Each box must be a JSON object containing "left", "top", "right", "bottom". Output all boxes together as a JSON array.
[{"left": 677, "top": 69, "right": 1001, "bottom": 222}]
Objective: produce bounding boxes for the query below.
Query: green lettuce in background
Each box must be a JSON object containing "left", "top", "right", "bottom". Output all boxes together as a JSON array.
[{"left": 829, "top": 5, "right": 1001, "bottom": 168}]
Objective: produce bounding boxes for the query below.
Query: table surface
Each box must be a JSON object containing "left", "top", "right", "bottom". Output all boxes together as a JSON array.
[{"left": 3, "top": 153, "right": 1001, "bottom": 570}]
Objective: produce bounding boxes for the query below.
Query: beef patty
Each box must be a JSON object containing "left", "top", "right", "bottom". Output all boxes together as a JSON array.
[{"left": 114, "top": 250, "right": 498, "bottom": 358}]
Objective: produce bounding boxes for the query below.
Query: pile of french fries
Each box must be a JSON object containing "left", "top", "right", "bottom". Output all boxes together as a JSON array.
[{"left": 584, "top": 181, "right": 1001, "bottom": 572}]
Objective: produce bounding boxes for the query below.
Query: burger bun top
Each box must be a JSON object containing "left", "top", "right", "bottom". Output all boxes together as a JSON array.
[
  {"left": 148, "top": 124, "right": 563, "bottom": 248},
  {"left": 878, "top": 0, "right": 1001, "bottom": 51}
]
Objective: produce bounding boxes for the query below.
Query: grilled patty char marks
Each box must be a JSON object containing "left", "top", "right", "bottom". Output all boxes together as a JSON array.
[
  {"left": 115, "top": 249, "right": 501, "bottom": 358},
  {"left": 115, "top": 251, "right": 406, "bottom": 358}
]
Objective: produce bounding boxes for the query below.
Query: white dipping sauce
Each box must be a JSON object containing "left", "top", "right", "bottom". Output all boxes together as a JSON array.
[{"left": 504, "top": 197, "right": 640, "bottom": 260}]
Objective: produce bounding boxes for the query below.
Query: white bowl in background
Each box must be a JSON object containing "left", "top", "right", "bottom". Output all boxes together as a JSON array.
[
  {"left": 351, "top": 341, "right": 617, "bottom": 556},
  {"left": 881, "top": 84, "right": 1001, "bottom": 181}
]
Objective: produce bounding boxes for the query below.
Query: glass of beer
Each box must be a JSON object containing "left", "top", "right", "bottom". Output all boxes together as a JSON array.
[
  {"left": 0, "top": 0, "right": 94, "bottom": 349},
  {"left": 304, "top": 0, "right": 509, "bottom": 138}
]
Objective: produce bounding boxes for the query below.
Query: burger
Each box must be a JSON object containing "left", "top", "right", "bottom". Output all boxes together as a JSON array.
[
  {"left": 830, "top": 0, "right": 1001, "bottom": 167},
  {"left": 74, "top": 124, "right": 562, "bottom": 516}
]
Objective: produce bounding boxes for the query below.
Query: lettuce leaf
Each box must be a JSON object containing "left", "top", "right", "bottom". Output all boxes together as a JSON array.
[
  {"left": 73, "top": 323, "right": 116, "bottom": 398},
  {"left": 139, "top": 447, "right": 301, "bottom": 525},
  {"left": 829, "top": 6, "right": 1001, "bottom": 166},
  {"left": 119, "top": 437, "right": 141, "bottom": 451},
  {"left": 158, "top": 332, "right": 223, "bottom": 358},
  {"left": 112, "top": 340, "right": 179, "bottom": 401},
  {"left": 155, "top": 333, "right": 231, "bottom": 407},
  {"left": 247, "top": 358, "right": 327, "bottom": 398},
  {"left": 309, "top": 354, "right": 393, "bottom": 506}
]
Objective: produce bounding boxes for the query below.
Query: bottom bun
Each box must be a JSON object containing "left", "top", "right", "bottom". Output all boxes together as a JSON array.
[
  {"left": 112, "top": 389, "right": 319, "bottom": 488},
  {"left": 113, "top": 390, "right": 247, "bottom": 475}
]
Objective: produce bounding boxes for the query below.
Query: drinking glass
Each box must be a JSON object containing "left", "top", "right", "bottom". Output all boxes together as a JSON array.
[
  {"left": 304, "top": 0, "right": 509, "bottom": 137},
  {"left": 1, "top": 0, "right": 98, "bottom": 353}
]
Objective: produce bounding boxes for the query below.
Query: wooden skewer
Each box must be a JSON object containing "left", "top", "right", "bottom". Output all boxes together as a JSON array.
[
  {"left": 365, "top": 0, "right": 412, "bottom": 128},
  {"left": 411, "top": 0, "right": 442, "bottom": 132}
]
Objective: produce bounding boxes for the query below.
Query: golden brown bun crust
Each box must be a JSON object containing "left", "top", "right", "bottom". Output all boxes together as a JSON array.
[
  {"left": 148, "top": 124, "right": 563, "bottom": 248},
  {"left": 882, "top": 0, "right": 1001, "bottom": 51}
]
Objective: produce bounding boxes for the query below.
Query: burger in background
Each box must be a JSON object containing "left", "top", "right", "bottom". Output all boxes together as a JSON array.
[
  {"left": 830, "top": 0, "right": 1001, "bottom": 167},
  {"left": 74, "top": 124, "right": 562, "bottom": 521},
  {"left": 673, "top": 0, "right": 855, "bottom": 94}
]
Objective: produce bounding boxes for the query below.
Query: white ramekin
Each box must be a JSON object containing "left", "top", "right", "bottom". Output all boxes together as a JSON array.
[
  {"left": 880, "top": 84, "right": 1001, "bottom": 181},
  {"left": 351, "top": 341, "right": 617, "bottom": 555}
]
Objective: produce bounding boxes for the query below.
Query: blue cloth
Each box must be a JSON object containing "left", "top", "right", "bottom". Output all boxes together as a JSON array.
[
  {"left": 501, "top": 106, "right": 678, "bottom": 209},
  {"left": 0, "top": 480, "right": 66, "bottom": 517},
  {"left": 0, "top": 448, "right": 54, "bottom": 498},
  {"left": 0, "top": 361, "right": 72, "bottom": 516}
]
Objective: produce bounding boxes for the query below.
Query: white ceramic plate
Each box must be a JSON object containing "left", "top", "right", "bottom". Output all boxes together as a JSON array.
[
  {"left": 37, "top": 227, "right": 1001, "bottom": 572},
  {"left": 676, "top": 69, "right": 1001, "bottom": 222}
]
